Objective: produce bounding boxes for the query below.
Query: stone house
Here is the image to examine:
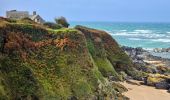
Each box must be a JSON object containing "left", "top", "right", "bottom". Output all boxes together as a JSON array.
[{"left": 6, "top": 10, "right": 45, "bottom": 24}]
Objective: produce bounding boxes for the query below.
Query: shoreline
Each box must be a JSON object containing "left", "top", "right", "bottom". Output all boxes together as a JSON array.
[
  {"left": 121, "top": 46, "right": 170, "bottom": 99},
  {"left": 122, "top": 46, "right": 170, "bottom": 68},
  {"left": 122, "top": 46, "right": 170, "bottom": 59},
  {"left": 120, "top": 80, "right": 170, "bottom": 100}
]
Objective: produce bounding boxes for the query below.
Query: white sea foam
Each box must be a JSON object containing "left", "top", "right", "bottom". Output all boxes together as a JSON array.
[
  {"left": 112, "top": 32, "right": 155, "bottom": 38},
  {"left": 128, "top": 31, "right": 140, "bottom": 34},
  {"left": 128, "top": 38, "right": 143, "bottom": 41},
  {"left": 143, "top": 48, "right": 154, "bottom": 51},
  {"left": 151, "top": 39, "right": 170, "bottom": 43},
  {"left": 111, "top": 31, "right": 166, "bottom": 39},
  {"left": 134, "top": 30, "right": 152, "bottom": 33},
  {"left": 120, "top": 30, "right": 127, "bottom": 32}
]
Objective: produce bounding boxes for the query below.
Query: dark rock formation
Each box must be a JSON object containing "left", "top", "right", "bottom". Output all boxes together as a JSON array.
[{"left": 155, "top": 81, "right": 170, "bottom": 89}]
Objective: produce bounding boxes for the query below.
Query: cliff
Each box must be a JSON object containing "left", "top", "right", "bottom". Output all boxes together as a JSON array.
[
  {"left": 0, "top": 17, "right": 132, "bottom": 100},
  {"left": 75, "top": 26, "right": 134, "bottom": 79}
]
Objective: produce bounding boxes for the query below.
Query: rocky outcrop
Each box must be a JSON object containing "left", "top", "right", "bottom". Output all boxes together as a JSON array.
[
  {"left": 153, "top": 48, "right": 170, "bottom": 53},
  {"left": 122, "top": 46, "right": 147, "bottom": 66},
  {"left": 122, "top": 46, "right": 170, "bottom": 74},
  {"left": 144, "top": 74, "right": 170, "bottom": 92},
  {"left": 155, "top": 81, "right": 170, "bottom": 89}
]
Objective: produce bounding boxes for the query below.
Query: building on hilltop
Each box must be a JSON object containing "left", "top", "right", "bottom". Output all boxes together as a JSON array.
[{"left": 6, "top": 10, "right": 45, "bottom": 24}]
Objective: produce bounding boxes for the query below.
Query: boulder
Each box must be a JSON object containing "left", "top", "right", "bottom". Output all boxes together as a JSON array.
[
  {"left": 146, "top": 74, "right": 167, "bottom": 86},
  {"left": 155, "top": 81, "right": 170, "bottom": 89},
  {"left": 168, "top": 88, "right": 170, "bottom": 93},
  {"left": 145, "top": 74, "right": 170, "bottom": 91},
  {"left": 153, "top": 48, "right": 170, "bottom": 53},
  {"left": 126, "top": 80, "right": 141, "bottom": 86}
]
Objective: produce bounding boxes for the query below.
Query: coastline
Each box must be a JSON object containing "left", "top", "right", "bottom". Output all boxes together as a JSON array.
[
  {"left": 149, "top": 52, "right": 170, "bottom": 59},
  {"left": 121, "top": 46, "right": 170, "bottom": 99},
  {"left": 122, "top": 46, "right": 170, "bottom": 66},
  {"left": 120, "top": 80, "right": 170, "bottom": 100},
  {"left": 122, "top": 46, "right": 170, "bottom": 74}
]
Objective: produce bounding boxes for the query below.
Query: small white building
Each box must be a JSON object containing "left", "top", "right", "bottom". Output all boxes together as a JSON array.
[{"left": 6, "top": 10, "right": 45, "bottom": 24}]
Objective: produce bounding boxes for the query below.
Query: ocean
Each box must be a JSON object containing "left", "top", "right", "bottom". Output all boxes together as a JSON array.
[{"left": 71, "top": 22, "right": 170, "bottom": 58}]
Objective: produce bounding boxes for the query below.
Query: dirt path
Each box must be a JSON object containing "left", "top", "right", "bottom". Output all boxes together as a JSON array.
[{"left": 121, "top": 81, "right": 170, "bottom": 100}]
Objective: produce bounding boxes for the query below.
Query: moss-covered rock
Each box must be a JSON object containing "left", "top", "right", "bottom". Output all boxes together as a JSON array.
[{"left": 146, "top": 74, "right": 170, "bottom": 86}]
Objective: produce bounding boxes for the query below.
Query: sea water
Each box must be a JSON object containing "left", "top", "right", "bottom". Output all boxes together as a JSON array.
[{"left": 71, "top": 22, "right": 170, "bottom": 58}]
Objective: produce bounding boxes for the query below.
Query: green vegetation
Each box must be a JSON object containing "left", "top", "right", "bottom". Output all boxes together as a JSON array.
[
  {"left": 43, "top": 22, "right": 62, "bottom": 29},
  {"left": 0, "top": 18, "right": 132, "bottom": 99},
  {"left": 86, "top": 39, "right": 96, "bottom": 56},
  {"left": 17, "top": 17, "right": 36, "bottom": 24},
  {"left": 95, "top": 58, "right": 119, "bottom": 78},
  {"left": 75, "top": 25, "right": 137, "bottom": 81}
]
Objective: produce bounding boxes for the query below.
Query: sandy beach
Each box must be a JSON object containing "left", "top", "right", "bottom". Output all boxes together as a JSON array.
[{"left": 121, "top": 81, "right": 170, "bottom": 100}]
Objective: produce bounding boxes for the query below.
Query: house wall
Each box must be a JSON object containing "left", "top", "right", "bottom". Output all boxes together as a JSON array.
[
  {"left": 6, "top": 11, "right": 29, "bottom": 19},
  {"left": 34, "top": 16, "right": 45, "bottom": 24},
  {"left": 6, "top": 10, "right": 45, "bottom": 24}
]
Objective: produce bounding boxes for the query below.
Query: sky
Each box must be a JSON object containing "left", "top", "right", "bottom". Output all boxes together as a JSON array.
[{"left": 0, "top": 0, "right": 170, "bottom": 22}]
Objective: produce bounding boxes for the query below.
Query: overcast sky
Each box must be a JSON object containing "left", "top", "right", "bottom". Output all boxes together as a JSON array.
[{"left": 0, "top": 0, "right": 170, "bottom": 22}]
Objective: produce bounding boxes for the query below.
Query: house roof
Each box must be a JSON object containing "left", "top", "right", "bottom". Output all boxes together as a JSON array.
[
  {"left": 29, "top": 15, "right": 39, "bottom": 20},
  {"left": 29, "top": 14, "right": 45, "bottom": 23}
]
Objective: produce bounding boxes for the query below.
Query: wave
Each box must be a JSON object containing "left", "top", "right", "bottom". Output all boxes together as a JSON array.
[
  {"left": 134, "top": 30, "right": 152, "bottom": 33},
  {"left": 143, "top": 48, "right": 154, "bottom": 51},
  {"left": 120, "top": 30, "right": 127, "bottom": 32},
  {"left": 111, "top": 32, "right": 165, "bottom": 38},
  {"left": 128, "top": 37, "right": 170, "bottom": 43},
  {"left": 151, "top": 39, "right": 170, "bottom": 43},
  {"left": 128, "top": 38, "right": 143, "bottom": 41}
]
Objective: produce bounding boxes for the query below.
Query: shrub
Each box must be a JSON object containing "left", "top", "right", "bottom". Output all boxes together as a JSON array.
[
  {"left": 55, "top": 17, "right": 69, "bottom": 28},
  {"left": 43, "top": 22, "right": 62, "bottom": 29}
]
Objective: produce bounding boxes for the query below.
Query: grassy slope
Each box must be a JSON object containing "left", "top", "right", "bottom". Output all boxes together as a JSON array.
[{"left": 0, "top": 18, "right": 129, "bottom": 100}]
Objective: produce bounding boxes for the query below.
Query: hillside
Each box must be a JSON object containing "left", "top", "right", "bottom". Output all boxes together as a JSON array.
[{"left": 0, "top": 17, "right": 136, "bottom": 100}]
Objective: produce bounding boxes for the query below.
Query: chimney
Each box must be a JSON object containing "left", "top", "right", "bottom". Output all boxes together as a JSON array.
[{"left": 33, "top": 11, "right": 36, "bottom": 15}]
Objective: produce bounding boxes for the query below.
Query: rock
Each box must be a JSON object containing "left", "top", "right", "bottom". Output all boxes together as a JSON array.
[
  {"left": 126, "top": 80, "right": 141, "bottom": 86},
  {"left": 156, "top": 66, "right": 168, "bottom": 74},
  {"left": 145, "top": 74, "right": 164, "bottom": 86},
  {"left": 143, "top": 77, "right": 148, "bottom": 85},
  {"left": 122, "top": 46, "right": 149, "bottom": 72},
  {"left": 153, "top": 48, "right": 162, "bottom": 52},
  {"left": 125, "top": 76, "right": 133, "bottom": 80},
  {"left": 112, "top": 82, "right": 128, "bottom": 93},
  {"left": 153, "top": 48, "right": 170, "bottom": 53},
  {"left": 168, "top": 88, "right": 170, "bottom": 93},
  {"left": 155, "top": 81, "right": 170, "bottom": 89},
  {"left": 145, "top": 74, "right": 170, "bottom": 91}
]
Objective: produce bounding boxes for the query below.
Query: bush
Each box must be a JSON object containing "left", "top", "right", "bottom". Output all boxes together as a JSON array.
[
  {"left": 43, "top": 22, "right": 62, "bottom": 29},
  {"left": 55, "top": 17, "right": 69, "bottom": 28}
]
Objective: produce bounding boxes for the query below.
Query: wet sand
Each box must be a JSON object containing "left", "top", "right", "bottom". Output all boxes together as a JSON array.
[{"left": 121, "top": 81, "right": 170, "bottom": 100}]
